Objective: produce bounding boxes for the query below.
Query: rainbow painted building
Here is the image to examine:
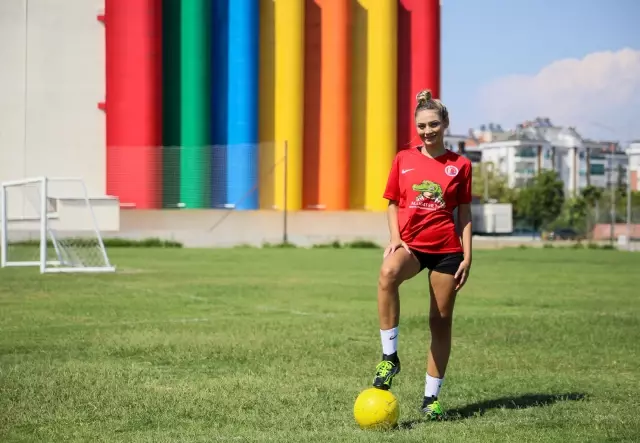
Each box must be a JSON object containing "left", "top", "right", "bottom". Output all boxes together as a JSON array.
[{"left": 103, "top": 0, "right": 441, "bottom": 212}]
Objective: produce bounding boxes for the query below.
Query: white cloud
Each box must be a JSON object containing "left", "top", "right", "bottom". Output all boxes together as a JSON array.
[{"left": 476, "top": 48, "right": 640, "bottom": 140}]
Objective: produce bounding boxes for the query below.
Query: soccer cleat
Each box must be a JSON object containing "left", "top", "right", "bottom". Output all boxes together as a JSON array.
[
  {"left": 372, "top": 354, "right": 401, "bottom": 390},
  {"left": 421, "top": 396, "right": 445, "bottom": 420}
]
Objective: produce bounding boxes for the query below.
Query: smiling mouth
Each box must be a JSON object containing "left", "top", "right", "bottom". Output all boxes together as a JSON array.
[{"left": 424, "top": 134, "right": 436, "bottom": 141}]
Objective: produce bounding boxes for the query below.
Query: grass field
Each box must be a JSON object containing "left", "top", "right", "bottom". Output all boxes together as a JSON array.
[{"left": 1, "top": 247, "right": 640, "bottom": 442}]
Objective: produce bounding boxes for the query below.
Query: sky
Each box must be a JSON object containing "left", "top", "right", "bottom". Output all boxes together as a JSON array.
[{"left": 440, "top": 0, "right": 640, "bottom": 143}]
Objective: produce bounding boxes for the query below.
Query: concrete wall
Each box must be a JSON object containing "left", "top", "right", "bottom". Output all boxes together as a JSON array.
[
  {"left": 0, "top": 0, "right": 105, "bottom": 197},
  {"left": 104, "top": 204, "right": 512, "bottom": 248},
  {"left": 114, "top": 210, "right": 390, "bottom": 248}
]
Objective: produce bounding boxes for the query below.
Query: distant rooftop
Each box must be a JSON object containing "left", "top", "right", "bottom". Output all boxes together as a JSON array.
[{"left": 470, "top": 117, "right": 627, "bottom": 153}]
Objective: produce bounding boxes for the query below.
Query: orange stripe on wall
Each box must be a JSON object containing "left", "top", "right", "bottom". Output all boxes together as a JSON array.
[
  {"left": 318, "top": 0, "right": 351, "bottom": 210},
  {"left": 302, "top": 0, "right": 322, "bottom": 209}
]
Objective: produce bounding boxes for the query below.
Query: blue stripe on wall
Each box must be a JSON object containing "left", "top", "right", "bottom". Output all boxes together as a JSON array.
[{"left": 226, "top": 0, "right": 259, "bottom": 210}]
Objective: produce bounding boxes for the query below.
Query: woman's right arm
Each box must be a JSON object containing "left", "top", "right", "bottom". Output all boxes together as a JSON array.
[
  {"left": 384, "top": 200, "right": 409, "bottom": 257},
  {"left": 387, "top": 200, "right": 401, "bottom": 242},
  {"left": 383, "top": 154, "right": 409, "bottom": 257}
]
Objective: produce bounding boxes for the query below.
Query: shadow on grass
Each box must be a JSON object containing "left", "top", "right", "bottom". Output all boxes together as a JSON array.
[{"left": 399, "top": 392, "right": 587, "bottom": 429}]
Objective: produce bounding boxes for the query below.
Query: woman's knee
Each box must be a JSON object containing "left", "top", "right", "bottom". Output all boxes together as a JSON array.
[{"left": 379, "top": 264, "right": 402, "bottom": 290}]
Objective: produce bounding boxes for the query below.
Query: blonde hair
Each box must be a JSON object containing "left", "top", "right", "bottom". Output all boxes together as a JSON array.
[{"left": 415, "top": 89, "right": 449, "bottom": 126}]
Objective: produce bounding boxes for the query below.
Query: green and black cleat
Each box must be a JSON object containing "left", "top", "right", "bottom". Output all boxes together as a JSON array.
[
  {"left": 372, "top": 354, "right": 401, "bottom": 390},
  {"left": 421, "top": 396, "right": 445, "bottom": 421}
]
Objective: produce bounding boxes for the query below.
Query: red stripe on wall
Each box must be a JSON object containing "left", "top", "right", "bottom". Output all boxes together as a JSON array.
[
  {"left": 397, "top": 0, "right": 441, "bottom": 152},
  {"left": 104, "top": 0, "right": 163, "bottom": 209}
]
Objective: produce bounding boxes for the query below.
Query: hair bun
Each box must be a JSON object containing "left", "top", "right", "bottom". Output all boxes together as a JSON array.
[{"left": 416, "top": 89, "right": 432, "bottom": 105}]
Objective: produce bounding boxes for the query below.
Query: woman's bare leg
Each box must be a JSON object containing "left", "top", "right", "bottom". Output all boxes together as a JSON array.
[
  {"left": 378, "top": 249, "right": 421, "bottom": 330},
  {"left": 372, "top": 249, "right": 421, "bottom": 390},
  {"left": 422, "top": 270, "right": 458, "bottom": 418}
]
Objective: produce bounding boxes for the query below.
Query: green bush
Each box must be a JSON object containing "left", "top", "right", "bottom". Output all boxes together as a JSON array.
[
  {"left": 311, "top": 241, "right": 342, "bottom": 249},
  {"left": 311, "top": 240, "right": 382, "bottom": 249},
  {"left": 262, "top": 241, "right": 297, "bottom": 249},
  {"left": 9, "top": 237, "right": 183, "bottom": 248},
  {"left": 343, "top": 240, "right": 381, "bottom": 249}
]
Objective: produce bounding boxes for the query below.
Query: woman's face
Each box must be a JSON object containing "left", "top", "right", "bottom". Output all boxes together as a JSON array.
[{"left": 415, "top": 109, "right": 446, "bottom": 147}]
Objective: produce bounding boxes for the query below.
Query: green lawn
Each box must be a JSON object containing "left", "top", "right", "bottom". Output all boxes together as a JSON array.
[{"left": 1, "top": 247, "right": 639, "bottom": 442}]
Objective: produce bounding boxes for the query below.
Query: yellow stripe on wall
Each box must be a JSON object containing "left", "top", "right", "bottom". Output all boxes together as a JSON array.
[
  {"left": 274, "top": 0, "right": 304, "bottom": 210},
  {"left": 365, "top": 0, "right": 397, "bottom": 211}
]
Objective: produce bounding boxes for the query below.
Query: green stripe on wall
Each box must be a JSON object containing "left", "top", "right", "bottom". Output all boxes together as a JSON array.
[{"left": 179, "top": 0, "right": 211, "bottom": 208}]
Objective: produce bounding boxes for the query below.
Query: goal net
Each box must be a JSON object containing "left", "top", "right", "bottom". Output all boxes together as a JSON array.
[{"left": 1, "top": 177, "right": 116, "bottom": 273}]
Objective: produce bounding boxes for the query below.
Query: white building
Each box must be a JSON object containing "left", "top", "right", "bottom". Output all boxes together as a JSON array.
[
  {"left": 476, "top": 122, "right": 628, "bottom": 196},
  {"left": 0, "top": 0, "right": 105, "bottom": 197},
  {"left": 477, "top": 132, "right": 551, "bottom": 190},
  {"left": 581, "top": 139, "right": 628, "bottom": 191}
]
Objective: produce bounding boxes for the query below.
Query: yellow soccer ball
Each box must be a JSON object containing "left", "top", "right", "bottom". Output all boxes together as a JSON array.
[{"left": 353, "top": 387, "right": 400, "bottom": 430}]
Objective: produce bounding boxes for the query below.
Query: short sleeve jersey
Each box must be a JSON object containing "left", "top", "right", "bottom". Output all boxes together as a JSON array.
[{"left": 383, "top": 147, "right": 472, "bottom": 254}]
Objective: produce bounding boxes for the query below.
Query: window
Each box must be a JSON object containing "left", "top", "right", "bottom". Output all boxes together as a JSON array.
[
  {"left": 590, "top": 164, "right": 605, "bottom": 175},
  {"left": 516, "top": 146, "right": 537, "bottom": 158}
]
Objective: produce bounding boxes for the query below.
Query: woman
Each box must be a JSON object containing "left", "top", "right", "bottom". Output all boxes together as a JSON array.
[{"left": 371, "top": 89, "right": 473, "bottom": 421}]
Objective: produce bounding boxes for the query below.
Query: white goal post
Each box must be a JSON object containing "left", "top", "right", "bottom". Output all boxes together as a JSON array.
[{"left": 0, "top": 176, "right": 116, "bottom": 273}]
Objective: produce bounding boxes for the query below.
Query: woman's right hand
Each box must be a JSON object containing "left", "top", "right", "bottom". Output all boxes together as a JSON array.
[{"left": 383, "top": 237, "right": 411, "bottom": 259}]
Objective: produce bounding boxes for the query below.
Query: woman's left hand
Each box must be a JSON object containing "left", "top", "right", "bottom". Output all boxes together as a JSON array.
[{"left": 454, "top": 260, "right": 471, "bottom": 291}]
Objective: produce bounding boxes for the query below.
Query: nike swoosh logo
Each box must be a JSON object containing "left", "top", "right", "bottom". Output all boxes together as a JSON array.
[
  {"left": 389, "top": 335, "right": 397, "bottom": 340},
  {"left": 401, "top": 169, "right": 414, "bottom": 174}
]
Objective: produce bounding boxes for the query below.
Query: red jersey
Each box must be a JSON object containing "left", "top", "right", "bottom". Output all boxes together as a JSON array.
[{"left": 383, "top": 147, "right": 472, "bottom": 254}]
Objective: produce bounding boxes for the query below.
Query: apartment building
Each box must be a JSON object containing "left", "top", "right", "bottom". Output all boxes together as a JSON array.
[
  {"left": 581, "top": 139, "right": 629, "bottom": 190},
  {"left": 474, "top": 119, "right": 628, "bottom": 195}
]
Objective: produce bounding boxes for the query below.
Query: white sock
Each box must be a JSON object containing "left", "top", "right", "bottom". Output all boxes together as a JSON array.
[
  {"left": 425, "top": 374, "right": 443, "bottom": 398},
  {"left": 380, "top": 327, "right": 398, "bottom": 356}
]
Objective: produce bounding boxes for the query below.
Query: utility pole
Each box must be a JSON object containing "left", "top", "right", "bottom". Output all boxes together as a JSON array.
[
  {"left": 627, "top": 155, "right": 631, "bottom": 249},
  {"left": 609, "top": 144, "right": 615, "bottom": 246},
  {"left": 483, "top": 163, "right": 489, "bottom": 203}
]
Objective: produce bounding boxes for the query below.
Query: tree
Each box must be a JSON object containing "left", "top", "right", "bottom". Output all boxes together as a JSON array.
[
  {"left": 581, "top": 185, "right": 603, "bottom": 208},
  {"left": 550, "top": 196, "right": 588, "bottom": 234},
  {"left": 579, "top": 185, "right": 604, "bottom": 236},
  {"left": 515, "top": 170, "right": 565, "bottom": 232},
  {"left": 472, "top": 162, "right": 517, "bottom": 203}
]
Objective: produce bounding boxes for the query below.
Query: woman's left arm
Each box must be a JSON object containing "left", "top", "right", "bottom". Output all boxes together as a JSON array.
[
  {"left": 455, "top": 162, "right": 474, "bottom": 290},
  {"left": 458, "top": 203, "right": 472, "bottom": 266},
  {"left": 454, "top": 203, "right": 472, "bottom": 290}
]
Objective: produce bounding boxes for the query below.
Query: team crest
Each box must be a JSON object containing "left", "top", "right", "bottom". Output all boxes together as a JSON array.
[
  {"left": 411, "top": 180, "right": 445, "bottom": 210},
  {"left": 444, "top": 165, "right": 459, "bottom": 177}
]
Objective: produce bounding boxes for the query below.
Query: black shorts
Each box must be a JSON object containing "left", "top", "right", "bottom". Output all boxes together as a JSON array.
[{"left": 409, "top": 249, "right": 464, "bottom": 275}]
